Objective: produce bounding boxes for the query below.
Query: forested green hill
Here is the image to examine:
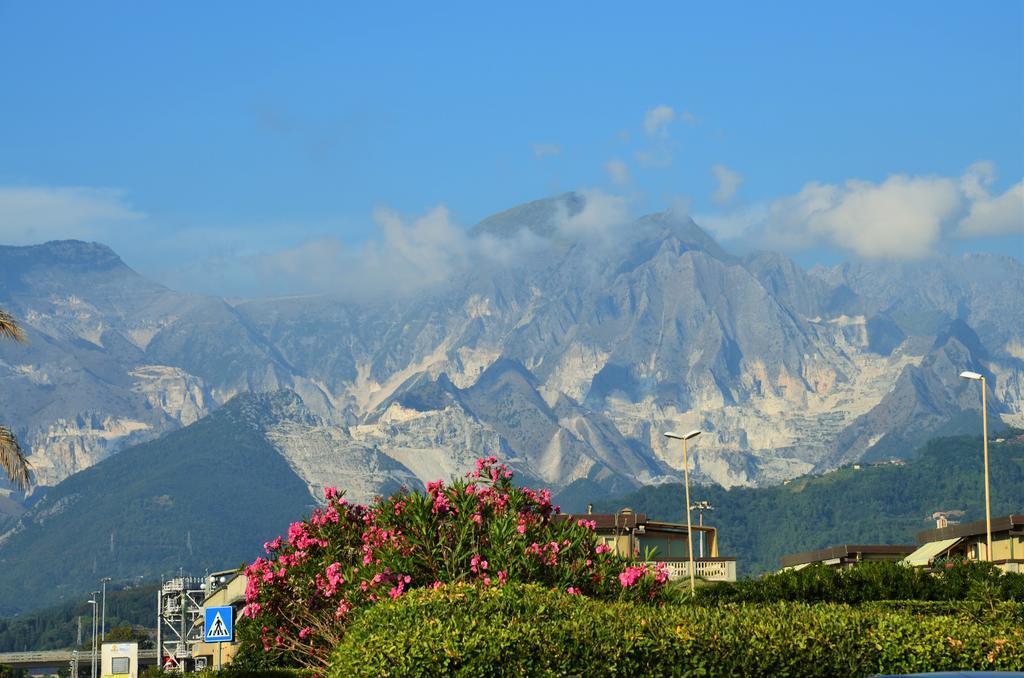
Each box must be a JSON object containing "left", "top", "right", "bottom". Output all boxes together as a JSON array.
[
  {"left": 0, "top": 584, "right": 157, "bottom": 652},
  {"left": 568, "top": 431, "right": 1024, "bottom": 575},
  {"left": 0, "top": 393, "right": 314, "bottom": 616}
]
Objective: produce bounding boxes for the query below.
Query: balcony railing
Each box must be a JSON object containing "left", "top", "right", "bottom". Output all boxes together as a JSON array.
[{"left": 641, "top": 558, "right": 737, "bottom": 582}]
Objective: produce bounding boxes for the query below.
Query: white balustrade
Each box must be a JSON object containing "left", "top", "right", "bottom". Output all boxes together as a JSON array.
[{"left": 641, "top": 559, "right": 736, "bottom": 582}]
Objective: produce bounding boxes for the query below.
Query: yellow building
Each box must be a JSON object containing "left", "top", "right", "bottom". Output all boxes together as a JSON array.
[
  {"left": 190, "top": 569, "right": 247, "bottom": 670},
  {"left": 904, "top": 514, "right": 1024, "bottom": 572}
]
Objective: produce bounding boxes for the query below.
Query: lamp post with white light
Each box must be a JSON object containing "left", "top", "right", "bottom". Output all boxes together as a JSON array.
[
  {"left": 86, "top": 596, "right": 98, "bottom": 678},
  {"left": 960, "top": 370, "right": 992, "bottom": 561},
  {"left": 664, "top": 429, "right": 702, "bottom": 595},
  {"left": 100, "top": 577, "right": 111, "bottom": 641}
]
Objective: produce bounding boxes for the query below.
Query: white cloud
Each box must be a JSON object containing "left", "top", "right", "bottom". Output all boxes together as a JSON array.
[
  {"left": 604, "top": 159, "right": 631, "bottom": 186},
  {"left": 698, "top": 164, "right": 1021, "bottom": 259},
  {"left": 553, "top": 189, "right": 631, "bottom": 240},
  {"left": 959, "top": 181, "right": 1023, "bottom": 236},
  {"left": 710, "top": 164, "right": 743, "bottom": 205},
  {"left": 0, "top": 186, "right": 144, "bottom": 244},
  {"left": 959, "top": 161, "right": 996, "bottom": 201},
  {"left": 681, "top": 110, "right": 698, "bottom": 126},
  {"left": 531, "top": 143, "right": 561, "bottom": 158},
  {"left": 697, "top": 205, "right": 766, "bottom": 243},
  {"left": 251, "top": 237, "right": 349, "bottom": 293},
  {"left": 957, "top": 163, "right": 1023, "bottom": 236},
  {"left": 666, "top": 195, "right": 694, "bottom": 218},
  {"left": 643, "top": 105, "right": 676, "bottom": 137},
  {"left": 154, "top": 189, "right": 638, "bottom": 299}
]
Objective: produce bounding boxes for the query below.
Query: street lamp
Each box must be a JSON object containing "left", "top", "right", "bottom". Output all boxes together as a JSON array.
[
  {"left": 100, "top": 577, "right": 111, "bottom": 641},
  {"left": 664, "top": 430, "right": 702, "bottom": 595},
  {"left": 960, "top": 370, "right": 993, "bottom": 562},
  {"left": 87, "top": 597, "right": 98, "bottom": 678},
  {"left": 690, "top": 501, "right": 714, "bottom": 557}
]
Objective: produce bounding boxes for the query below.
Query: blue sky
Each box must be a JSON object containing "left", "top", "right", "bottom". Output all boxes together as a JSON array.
[{"left": 0, "top": 2, "right": 1021, "bottom": 296}]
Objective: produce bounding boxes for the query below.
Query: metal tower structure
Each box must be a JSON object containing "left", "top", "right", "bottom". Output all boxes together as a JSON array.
[{"left": 156, "top": 576, "right": 206, "bottom": 672}]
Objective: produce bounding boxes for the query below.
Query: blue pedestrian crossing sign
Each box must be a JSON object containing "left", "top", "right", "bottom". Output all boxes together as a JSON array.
[{"left": 204, "top": 606, "right": 234, "bottom": 642}]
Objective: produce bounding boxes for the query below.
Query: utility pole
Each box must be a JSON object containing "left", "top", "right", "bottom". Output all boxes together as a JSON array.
[
  {"left": 87, "top": 595, "right": 98, "bottom": 678},
  {"left": 100, "top": 577, "right": 112, "bottom": 641}
]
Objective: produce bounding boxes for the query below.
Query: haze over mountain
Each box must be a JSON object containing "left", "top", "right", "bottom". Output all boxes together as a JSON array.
[{"left": 0, "top": 193, "right": 1021, "bottom": 514}]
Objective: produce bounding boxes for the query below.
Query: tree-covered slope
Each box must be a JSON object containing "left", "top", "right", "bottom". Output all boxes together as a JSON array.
[
  {"left": 0, "top": 393, "right": 314, "bottom": 615},
  {"left": 571, "top": 431, "right": 1024, "bottom": 575},
  {"left": 0, "top": 583, "right": 158, "bottom": 652}
]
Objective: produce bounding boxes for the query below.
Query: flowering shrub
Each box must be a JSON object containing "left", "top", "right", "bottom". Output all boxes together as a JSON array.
[{"left": 241, "top": 458, "right": 668, "bottom": 668}]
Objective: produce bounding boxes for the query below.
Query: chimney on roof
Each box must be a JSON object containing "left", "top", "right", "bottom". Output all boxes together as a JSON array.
[
  {"left": 587, "top": 503, "right": 593, "bottom": 515},
  {"left": 936, "top": 515, "right": 948, "bottom": 529}
]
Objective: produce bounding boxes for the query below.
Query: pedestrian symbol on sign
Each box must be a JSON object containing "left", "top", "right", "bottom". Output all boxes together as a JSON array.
[
  {"left": 204, "top": 606, "right": 234, "bottom": 642},
  {"left": 208, "top": 612, "right": 228, "bottom": 637}
]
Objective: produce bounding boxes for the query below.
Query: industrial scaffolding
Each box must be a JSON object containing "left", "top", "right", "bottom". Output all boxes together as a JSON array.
[{"left": 156, "top": 577, "right": 206, "bottom": 672}]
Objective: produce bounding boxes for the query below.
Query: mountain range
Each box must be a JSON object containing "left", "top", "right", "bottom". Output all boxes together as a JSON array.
[
  {"left": 0, "top": 192, "right": 1021, "bottom": 508},
  {"left": 0, "top": 192, "right": 1022, "bottom": 614}
]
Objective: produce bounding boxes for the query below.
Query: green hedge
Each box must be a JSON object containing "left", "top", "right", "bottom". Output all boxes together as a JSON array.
[
  {"left": 695, "top": 559, "right": 1024, "bottom": 605},
  {"left": 329, "top": 584, "right": 1024, "bottom": 677}
]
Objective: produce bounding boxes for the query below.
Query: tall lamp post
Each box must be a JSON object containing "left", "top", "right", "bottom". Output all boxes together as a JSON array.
[
  {"left": 960, "top": 370, "right": 992, "bottom": 562},
  {"left": 100, "top": 577, "right": 111, "bottom": 641},
  {"left": 664, "top": 430, "right": 702, "bottom": 595},
  {"left": 87, "top": 596, "right": 98, "bottom": 678}
]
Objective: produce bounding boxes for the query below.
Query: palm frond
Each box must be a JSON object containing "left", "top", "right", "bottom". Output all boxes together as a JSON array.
[
  {"left": 0, "top": 426, "right": 32, "bottom": 492},
  {"left": 0, "top": 309, "right": 26, "bottom": 343}
]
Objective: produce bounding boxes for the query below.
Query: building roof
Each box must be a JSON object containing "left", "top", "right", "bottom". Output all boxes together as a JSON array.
[
  {"left": 557, "top": 512, "right": 648, "bottom": 530},
  {"left": 915, "top": 514, "right": 1024, "bottom": 545},
  {"left": 780, "top": 544, "right": 916, "bottom": 569},
  {"left": 558, "top": 512, "right": 714, "bottom": 535},
  {"left": 903, "top": 537, "right": 963, "bottom": 567}
]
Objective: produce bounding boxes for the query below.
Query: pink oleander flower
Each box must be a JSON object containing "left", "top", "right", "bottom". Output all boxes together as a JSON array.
[
  {"left": 566, "top": 586, "right": 580, "bottom": 595},
  {"left": 388, "top": 577, "right": 407, "bottom": 599},
  {"left": 298, "top": 627, "right": 311, "bottom": 640},
  {"left": 497, "top": 570, "right": 508, "bottom": 585},
  {"left": 618, "top": 564, "right": 647, "bottom": 587},
  {"left": 287, "top": 521, "right": 306, "bottom": 543},
  {"left": 432, "top": 492, "right": 452, "bottom": 514},
  {"left": 595, "top": 544, "right": 611, "bottom": 554},
  {"left": 324, "top": 486, "right": 339, "bottom": 500}
]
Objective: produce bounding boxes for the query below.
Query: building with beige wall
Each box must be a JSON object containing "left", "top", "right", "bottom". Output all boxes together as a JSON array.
[
  {"left": 190, "top": 570, "right": 247, "bottom": 670},
  {"left": 904, "top": 514, "right": 1024, "bottom": 572}
]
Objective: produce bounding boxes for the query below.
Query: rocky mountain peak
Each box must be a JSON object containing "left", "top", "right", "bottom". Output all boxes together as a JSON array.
[
  {"left": 470, "top": 192, "right": 585, "bottom": 239},
  {"left": 1, "top": 240, "right": 125, "bottom": 271},
  {"left": 225, "top": 389, "right": 321, "bottom": 431}
]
